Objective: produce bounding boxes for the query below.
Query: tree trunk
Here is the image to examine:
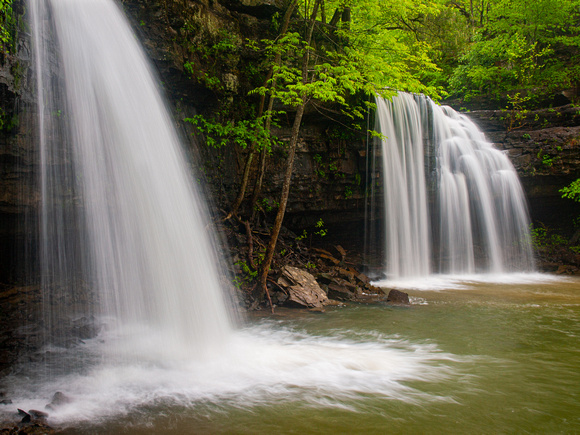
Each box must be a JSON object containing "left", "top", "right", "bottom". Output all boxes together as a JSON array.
[
  {"left": 250, "top": 0, "right": 298, "bottom": 221},
  {"left": 227, "top": 150, "right": 255, "bottom": 219},
  {"left": 228, "top": 0, "right": 297, "bottom": 220},
  {"left": 254, "top": 0, "right": 322, "bottom": 306}
]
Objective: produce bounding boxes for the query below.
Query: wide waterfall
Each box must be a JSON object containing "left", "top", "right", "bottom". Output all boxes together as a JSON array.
[
  {"left": 30, "top": 0, "right": 232, "bottom": 359},
  {"left": 373, "top": 93, "right": 535, "bottom": 279}
]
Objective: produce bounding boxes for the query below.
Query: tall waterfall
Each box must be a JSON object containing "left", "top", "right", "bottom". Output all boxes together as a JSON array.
[
  {"left": 30, "top": 0, "right": 232, "bottom": 359},
  {"left": 374, "top": 93, "right": 535, "bottom": 279}
]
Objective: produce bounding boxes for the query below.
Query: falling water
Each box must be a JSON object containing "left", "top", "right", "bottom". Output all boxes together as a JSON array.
[
  {"left": 3, "top": 0, "right": 486, "bottom": 428},
  {"left": 30, "top": 0, "right": 233, "bottom": 358},
  {"left": 374, "top": 93, "right": 535, "bottom": 279}
]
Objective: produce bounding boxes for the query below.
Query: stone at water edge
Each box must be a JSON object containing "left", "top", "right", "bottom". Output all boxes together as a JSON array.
[
  {"left": 387, "top": 289, "right": 410, "bottom": 305},
  {"left": 277, "top": 266, "right": 330, "bottom": 309},
  {"left": 28, "top": 410, "right": 48, "bottom": 420},
  {"left": 17, "top": 409, "right": 30, "bottom": 423},
  {"left": 45, "top": 392, "right": 71, "bottom": 411}
]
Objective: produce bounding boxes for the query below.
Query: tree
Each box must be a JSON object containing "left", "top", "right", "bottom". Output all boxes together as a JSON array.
[
  {"left": 448, "top": 0, "right": 580, "bottom": 100},
  {"left": 247, "top": 0, "right": 443, "bottom": 306},
  {"left": 254, "top": 0, "right": 323, "bottom": 308}
]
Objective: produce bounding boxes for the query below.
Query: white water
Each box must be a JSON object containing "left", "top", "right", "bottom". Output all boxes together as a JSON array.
[
  {"left": 4, "top": 322, "right": 463, "bottom": 426},
  {"left": 374, "top": 93, "right": 535, "bottom": 279},
  {"left": 32, "top": 0, "right": 232, "bottom": 358},
  {"left": 5, "top": 0, "right": 471, "bottom": 427}
]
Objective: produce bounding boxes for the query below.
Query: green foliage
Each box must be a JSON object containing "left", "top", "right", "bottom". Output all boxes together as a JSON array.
[
  {"left": 257, "top": 197, "right": 279, "bottom": 212},
  {"left": 530, "top": 224, "right": 567, "bottom": 252},
  {"left": 249, "top": 0, "right": 444, "bottom": 119},
  {"left": 295, "top": 229, "right": 308, "bottom": 241},
  {"left": 560, "top": 179, "right": 580, "bottom": 202},
  {"left": 314, "top": 219, "right": 327, "bottom": 237},
  {"left": 181, "top": 26, "right": 241, "bottom": 94},
  {"left": 233, "top": 260, "right": 258, "bottom": 288},
  {"left": 0, "top": 0, "right": 15, "bottom": 55},
  {"left": 185, "top": 113, "right": 280, "bottom": 152},
  {"left": 344, "top": 185, "right": 353, "bottom": 199},
  {"left": 295, "top": 218, "right": 328, "bottom": 242},
  {"left": 501, "top": 92, "right": 531, "bottom": 131},
  {"left": 448, "top": 0, "right": 580, "bottom": 99}
]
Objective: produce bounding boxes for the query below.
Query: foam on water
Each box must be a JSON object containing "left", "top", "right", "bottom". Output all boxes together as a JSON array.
[
  {"left": 373, "top": 273, "right": 572, "bottom": 291},
  {"left": 1, "top": 322, "right": 465, "bottom": 426}
]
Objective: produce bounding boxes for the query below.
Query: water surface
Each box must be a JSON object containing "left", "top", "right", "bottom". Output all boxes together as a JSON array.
[{"left": 3, "top": 275, "right": 578, "bottom": 434}]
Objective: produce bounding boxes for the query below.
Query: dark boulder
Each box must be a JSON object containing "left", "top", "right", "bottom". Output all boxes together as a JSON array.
[{"left": 387, "top": 289, "right": 410, "bottom": 305}]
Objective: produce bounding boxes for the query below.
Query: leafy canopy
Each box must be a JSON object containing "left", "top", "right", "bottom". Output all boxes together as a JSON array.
[{"left": 448, "top": 0, "right": 580, "bottom": 99}]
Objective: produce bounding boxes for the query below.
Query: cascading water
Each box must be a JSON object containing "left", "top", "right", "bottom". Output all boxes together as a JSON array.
[
  {"left": 2, "top": 0, "right": 477, "bottom": 428},
  {"left": 373, "top": 93, "right": 535, "bottom": 279},
  {"left": 31, "top": 0, "right": 233, "bottom": 358},
  {"left": 373, "top": 94, "right": 431, "bottom": 278}
]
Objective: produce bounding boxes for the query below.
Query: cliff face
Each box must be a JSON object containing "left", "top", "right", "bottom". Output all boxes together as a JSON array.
[
  {"left": 119, "top": 0, "right": 580, "bottom": 235},
  {"left": 0, "top": 0, "right": 37, "bottom": 285}
]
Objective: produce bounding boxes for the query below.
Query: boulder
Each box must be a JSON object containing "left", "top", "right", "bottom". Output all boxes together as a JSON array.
[
  {"left": 45, "top": 392, "right": 71, "bottom": 411},
  {"left": 327, "top": 282, "right": 355, "bottom": 301},
  {"left": 387, "top": 289, "right": 410, "bottom": 305},
  {"left": 28, "top": 410, "right": 48, "bottom": 420},
  {"left": 277, "top": 266, "right": 329, "bottom": 308}
]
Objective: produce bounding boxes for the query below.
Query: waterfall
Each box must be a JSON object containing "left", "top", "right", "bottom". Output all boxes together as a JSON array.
[
  {"left": 373, "top": 93, "right": 535, "bottom": 278},
  {"left": 30, "top": 0, "right": 233, "bottom": 360}
]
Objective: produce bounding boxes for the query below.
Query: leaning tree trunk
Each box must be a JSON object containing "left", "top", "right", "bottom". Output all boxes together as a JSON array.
[
  {"left": 254, "top": 0, "right": 321, "bottom": 307},
  {"left": 228, "top": 0, "right": 297, "bottom": 220}
]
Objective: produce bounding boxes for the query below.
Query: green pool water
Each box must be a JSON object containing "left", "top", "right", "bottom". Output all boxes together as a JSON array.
[{"left": 48, "top": 275, "right": 580, "bottom": 434}]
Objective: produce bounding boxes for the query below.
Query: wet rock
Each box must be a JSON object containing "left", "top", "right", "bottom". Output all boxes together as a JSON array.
[
  {"left": 556, "top": 264, "right": 579, "bottom": 275},
  {"left": 327, "top": 282, "right": 355, "bottom": 301},
  {"left": 27, "top": 410, "right": 47, "bottom": 420},
  {"left": 17, "top": 409, "right": 30, "bottom": 423},
  {"left": 45, "top": 392, "right": 71, "bottom": 411},
  {"left": 270, "top": 289, "right": 288, "bottom": 306},
  {"left": 387, "top": 289, "right": 410, "bottom": 305},
  {"left": 220, "top": 0, "right": 286, "bottom": 19},
  {"left": 334, "top": 245, "right": 347, "bottom": 261},
  {"left": 277, "top": 266, "right": 329, "bottom": 308},
  {"left": 1, "top": 422, "right": 57, "bottom": 434},
  {"left": 336, "top": 268, "right": 355, "bottom": 282},
  {"left": 316, "top": 273, "right": 334, "bottom": 285},
  {"left": 318, "top": 253, "right": 341, "bottom": 266},
  {"left": 71, "top": 316, "right": 100, "bottom": 340},
  {"left": 355, "top": 272, "right": 371, "bottom": 287},
  {"left": 308, "top": 306, "right": 325, "bottom": 313}
]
